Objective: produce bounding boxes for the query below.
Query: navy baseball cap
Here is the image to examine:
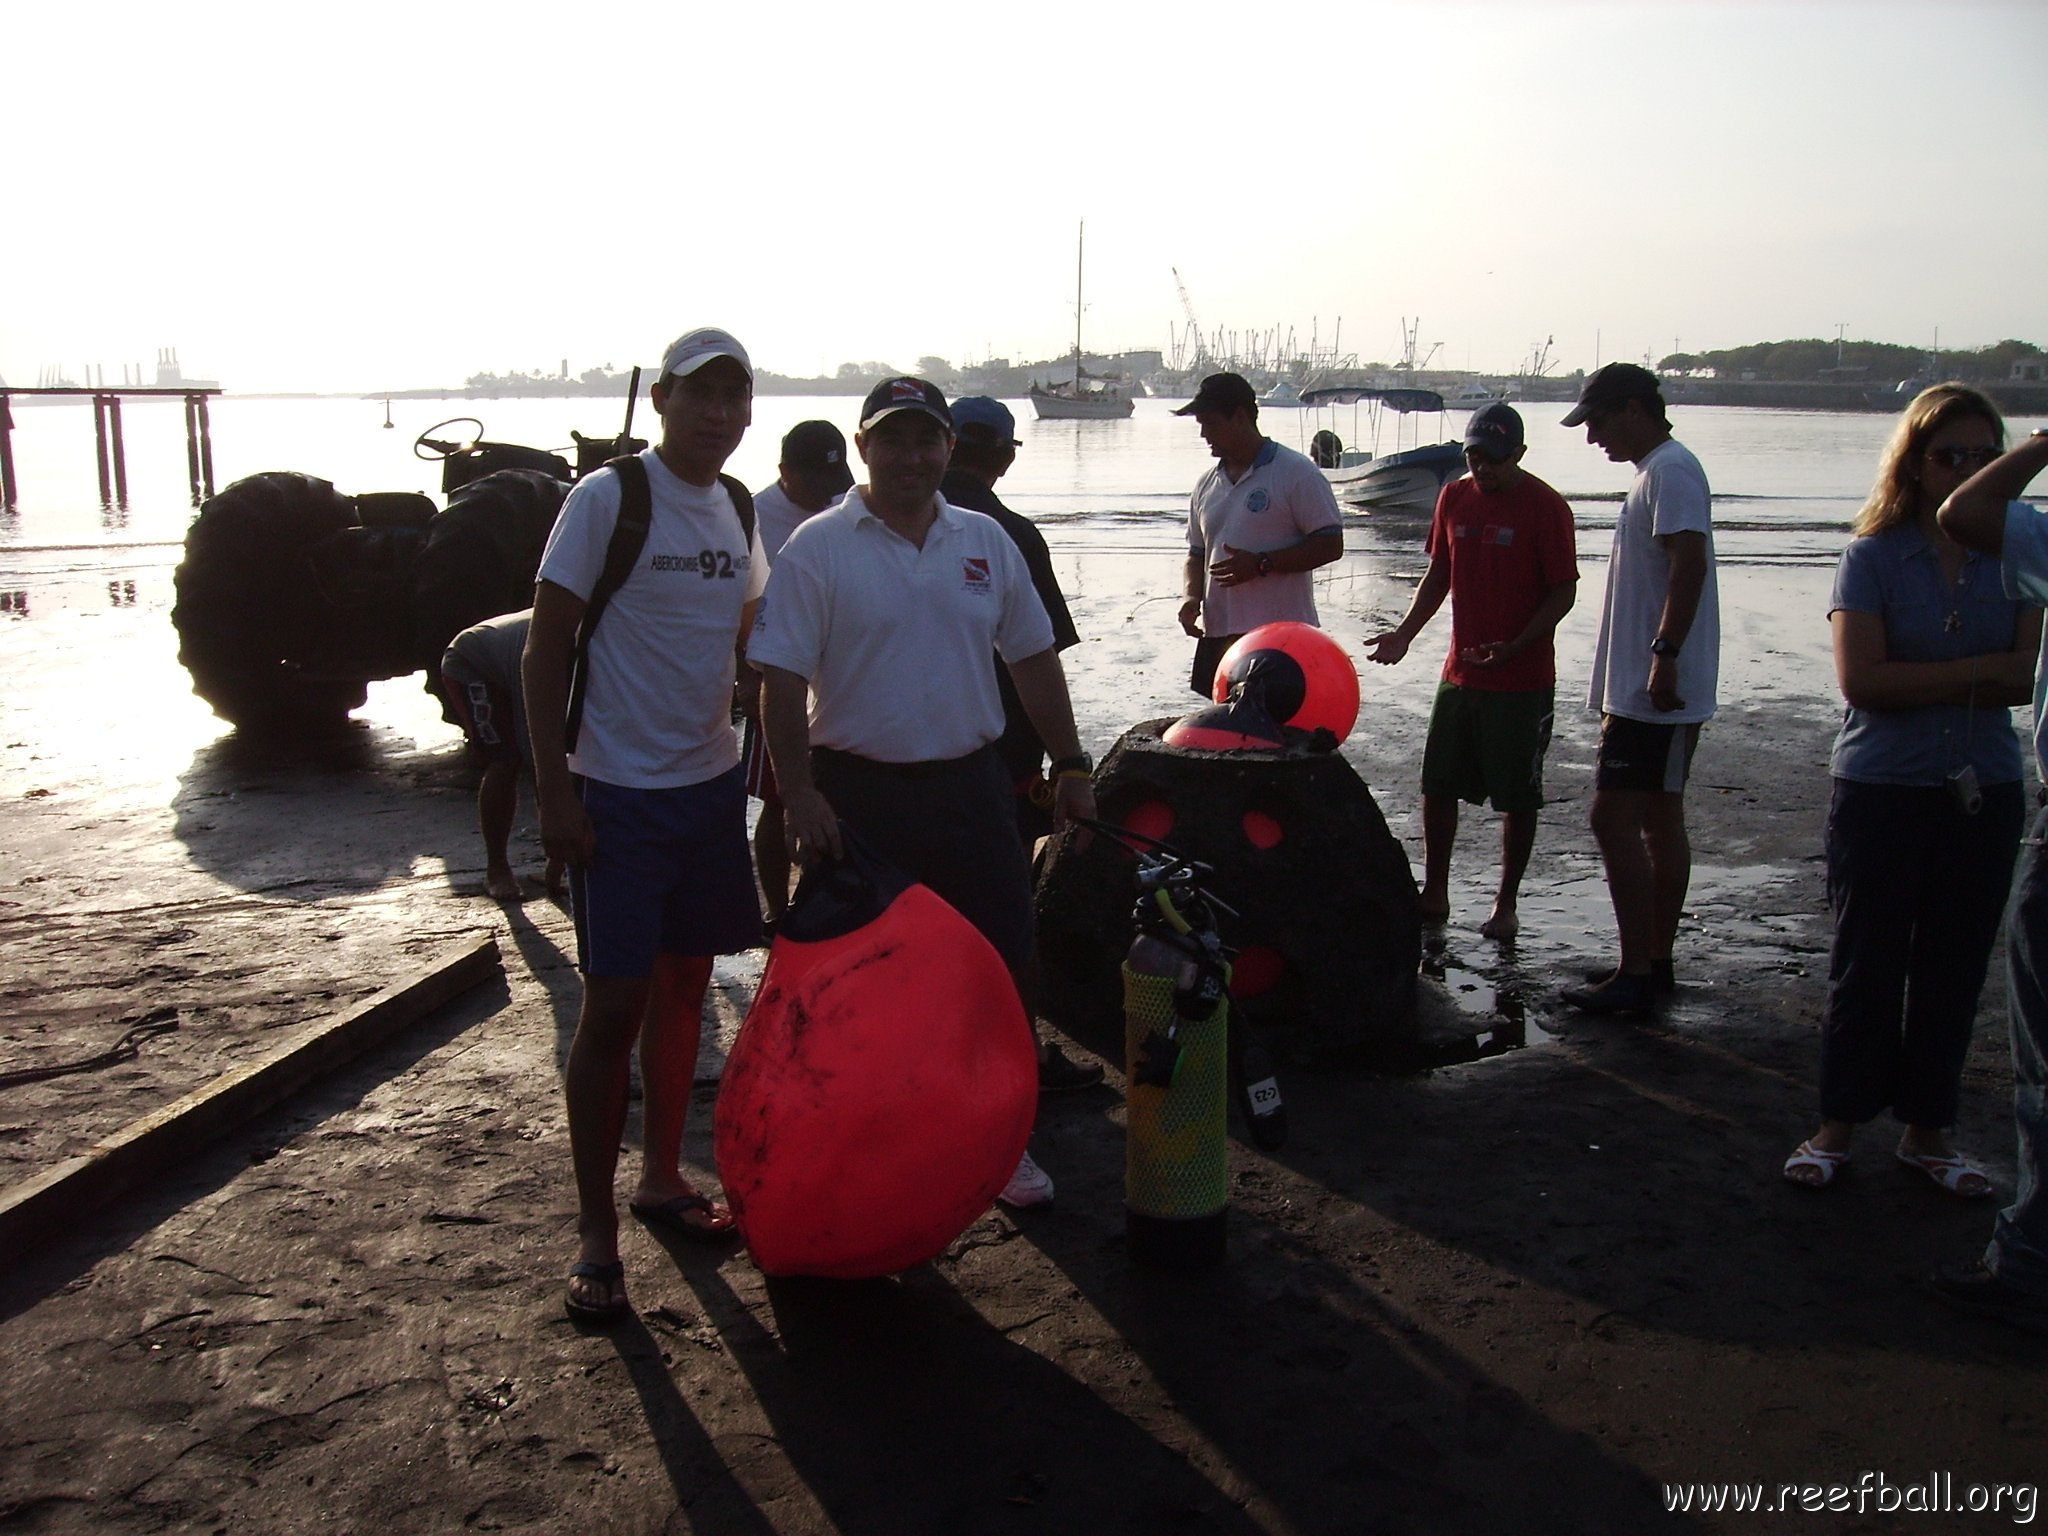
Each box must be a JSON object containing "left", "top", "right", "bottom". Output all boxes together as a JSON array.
[
  {"left": 1561, "top": 362, "right": 1663, "bottom": 427},
  {"left": 1173, "top": 372, "right": 1258, "bottom": 417},
  {"left": 859, "top": 377, "right": 954, "bottom": 433},
  {"left": 950, "top": 396, "right": 1019, "bottom": 445},
  {"left": 781, "top": 420, "right": 854, "bottom": 493},
  {"left": 1463, "top": 401, "right": 1525, "bottom": 459}
]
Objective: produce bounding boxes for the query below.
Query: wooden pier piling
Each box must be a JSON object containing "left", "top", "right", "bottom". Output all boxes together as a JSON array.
[{"left": 0, "top": 385, "right": 221, "bottom": 510}]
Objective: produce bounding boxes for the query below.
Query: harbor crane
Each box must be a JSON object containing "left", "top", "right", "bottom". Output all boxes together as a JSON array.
[{"left": 1172, "top": 267, "right": 1208, "bottom": 372}]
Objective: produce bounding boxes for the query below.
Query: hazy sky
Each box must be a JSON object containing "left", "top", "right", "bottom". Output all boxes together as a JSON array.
[{"left": 6, "top": 0, "right": 2043, "bottom": 394}]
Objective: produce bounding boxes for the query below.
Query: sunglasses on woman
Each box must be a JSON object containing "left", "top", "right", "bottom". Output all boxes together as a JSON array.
[{"left": 1925, "top": 445, "right": 2001, "bottom": 470}]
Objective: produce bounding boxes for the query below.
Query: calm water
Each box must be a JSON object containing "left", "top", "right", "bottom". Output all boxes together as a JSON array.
[
  {"left": 9, "top": 390, "right": 2045, "bottom": 557},
  {"left": 3, "top": 390, "right": 2044, "bottom": 647}
]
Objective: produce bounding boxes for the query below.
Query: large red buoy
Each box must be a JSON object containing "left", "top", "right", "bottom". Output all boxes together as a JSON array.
[
  {"left": 1212, "top": 623, "right": 1360, "bottom": 743},
  {"left": 714, "top": 854, "right": 1036, "bottom": 1279}
]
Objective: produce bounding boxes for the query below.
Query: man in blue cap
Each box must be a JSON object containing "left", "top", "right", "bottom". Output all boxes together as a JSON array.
[
  {"left": 943, "top": 395, "right": 1103, "bottom": 1094},
  {"left": 1367, "top": 402, "right": 1579, "bottom": 939}
]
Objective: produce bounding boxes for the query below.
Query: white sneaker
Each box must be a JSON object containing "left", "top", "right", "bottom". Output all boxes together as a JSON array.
[{"left": 997, "top": 1150, "right": 1054, "bottom": 1209}]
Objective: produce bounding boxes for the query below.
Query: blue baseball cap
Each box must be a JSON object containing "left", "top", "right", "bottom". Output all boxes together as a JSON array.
[
  {"left": 1463, "top": 401, "right": 1525, "bottom": 459},
  {"left": 950, "top": 396, "right": 1019, "bottom": 445}
]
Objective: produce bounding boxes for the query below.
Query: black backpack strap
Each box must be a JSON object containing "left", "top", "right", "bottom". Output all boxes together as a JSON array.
[
  {"left": 718, "top": 472, "right": 756, "bottom": 555},
  {"left": 562, "top": 458, "right": 759, "bottom": 753},
  {"left": 564, "top": 454, "right": 653, "bottom": 753}
]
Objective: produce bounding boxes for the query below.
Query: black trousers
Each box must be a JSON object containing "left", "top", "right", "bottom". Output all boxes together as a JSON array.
[
  {"left": 811, "top": 744, "right": 1035, "bottom": 975},
  {"left": 1819, "top": 776, "right": 2024, "bottom": 1127}
]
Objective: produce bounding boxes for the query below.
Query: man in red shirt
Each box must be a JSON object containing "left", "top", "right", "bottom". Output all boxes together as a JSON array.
[{"left": 1367, "top": 403, "right": 1579, "bottom": 939}]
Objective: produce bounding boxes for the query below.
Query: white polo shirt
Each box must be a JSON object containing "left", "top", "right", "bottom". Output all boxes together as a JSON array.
[
  {"left": 535, "top": 448, "right": 768, "bottom": 788},
  {"left": 746, "top": 489, "right": 1057, "bottom": 763},
  {"left": 1188, "top": 438, "right": 1344, "bottom": 634}
]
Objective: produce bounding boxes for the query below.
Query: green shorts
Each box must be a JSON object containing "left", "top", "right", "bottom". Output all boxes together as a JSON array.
[{"left": 1420, "top": 683, "right": 1553, "bottom": 815}]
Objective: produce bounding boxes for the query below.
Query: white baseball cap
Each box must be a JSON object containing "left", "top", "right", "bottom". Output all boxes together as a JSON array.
[{"left": 659, "top": 327, "right": 751, "bottom": 381}]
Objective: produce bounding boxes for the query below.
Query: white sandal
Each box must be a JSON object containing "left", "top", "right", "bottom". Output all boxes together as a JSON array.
[
  {"left": 1895, "top": 1147, "right": 1992, "bottom": 1198},
  {"left": 1783, "top": 1139, "right": 1849, "bottom": 1189}
]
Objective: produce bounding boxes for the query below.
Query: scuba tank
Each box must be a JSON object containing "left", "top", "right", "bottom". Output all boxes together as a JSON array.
[{"left": 1118, "top": 842, "right": 1286, "bottom": 1268}]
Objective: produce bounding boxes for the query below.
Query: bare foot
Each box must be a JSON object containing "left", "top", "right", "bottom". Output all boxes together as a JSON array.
[
  {"left": 1480, "top": 909, "right": 1519, "bottom": 940},
  {"left": 485, "top": 869, "right": 524, "bottom": 901}
]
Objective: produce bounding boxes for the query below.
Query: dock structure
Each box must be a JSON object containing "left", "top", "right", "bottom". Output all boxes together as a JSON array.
[{"left": 0, "top": 385, "right": 222, "bottom": 511}]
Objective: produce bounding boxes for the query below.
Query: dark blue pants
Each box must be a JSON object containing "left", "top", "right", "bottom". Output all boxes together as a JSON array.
[
  {"left": 1989, "top": 807, "right": 2048, "bottom": 1295},
  {"left": 1819, "top": 777, "right": 2023, "bottom": 1128}
]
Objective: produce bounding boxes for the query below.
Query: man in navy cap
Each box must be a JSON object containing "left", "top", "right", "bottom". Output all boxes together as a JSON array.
[
  {"left": 1175, "top": 371, "right": 1345, "bottom": 696},
  {"left": 942, "top": 395, "right": 1103, "bottom": 1093},
  {"left": 1368, "top": 402, "right": 1579, "bottom": 939},
  {"left": 1556, "top": 363, "right": 1717, "bottom": 1014},
  {"left": 749, "top": 378, "right": 1098, "bottom": 1205},
  {"left": 742, "top": 420, "right": 856, "bottom": 929}
]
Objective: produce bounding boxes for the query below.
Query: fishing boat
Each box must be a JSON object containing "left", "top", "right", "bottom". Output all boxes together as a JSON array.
[
  {"left": 1443, "top": 381, "right": 1511, "bottom": 410},
  {"left": 1028, "top": 222, "right": 1134, "bottom": 421},
  {"left": 1257, "top": 378, "right": 1305, "bottom": 409},
  {"left": 1299, "top": 386, "right": 1465, "bottom": 515}
]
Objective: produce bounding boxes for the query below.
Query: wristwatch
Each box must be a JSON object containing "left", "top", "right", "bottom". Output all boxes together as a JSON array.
[
  {"left": 1256, "top": 551, "right": 1274, "bottom": 577},
  {"left": 1649, "top": 637, "right": 1681, "bottom": 659},
  {"left": 1049, "top": 753, "right": 1093, "bottom": 777}
]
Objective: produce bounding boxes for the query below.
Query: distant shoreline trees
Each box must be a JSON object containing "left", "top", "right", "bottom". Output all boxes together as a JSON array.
[{"left": 1658, "top": 338, "right": 2044, "bottom": 382}]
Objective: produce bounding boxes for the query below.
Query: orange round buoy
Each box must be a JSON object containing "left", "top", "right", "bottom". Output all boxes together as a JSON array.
[
  {"left": 714, "top": 880, "right": 1035, "bottom": 1278},
  {"left": 1212, "top": 623, "right": 1360, "bottom": 743}
]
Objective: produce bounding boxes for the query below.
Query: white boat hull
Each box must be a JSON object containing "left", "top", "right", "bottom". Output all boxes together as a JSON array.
[
  {"left": 1328, "top": 442, "right": 1465, "bottom": 515},
  {"left": 1028, "top": 385, "right": 1135, "bottom": 420}
]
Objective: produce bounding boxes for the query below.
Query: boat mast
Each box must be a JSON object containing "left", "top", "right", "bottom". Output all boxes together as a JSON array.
[{"left": 1073, "top": 221, "right": 1085, "bottom": 388}]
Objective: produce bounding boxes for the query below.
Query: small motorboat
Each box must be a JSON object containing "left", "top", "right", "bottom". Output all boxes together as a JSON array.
[{"left": 1300, "top": 387, "right": 1465, "bottom": 515}]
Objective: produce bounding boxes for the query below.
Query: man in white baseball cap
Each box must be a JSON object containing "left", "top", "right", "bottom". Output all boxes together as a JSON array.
[{"left": 523, "top": 325, "right": 766, "bottom": 1324}]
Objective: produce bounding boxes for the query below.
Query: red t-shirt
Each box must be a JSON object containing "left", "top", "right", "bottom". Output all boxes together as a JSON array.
[{"left": 1424, "top": 472, "right": 1578, "bottom": 692}]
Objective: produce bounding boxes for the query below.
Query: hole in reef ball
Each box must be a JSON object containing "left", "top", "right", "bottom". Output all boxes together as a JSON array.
[
  {"left": 1231, "top": 945, "right": 1285, "bottom": 998},
  {"left": 1124, "top": 799, "right": 1176, "bottom": 851},
  {"left": 1241, "top": 809, "right": 1284, "bottom": 849}
]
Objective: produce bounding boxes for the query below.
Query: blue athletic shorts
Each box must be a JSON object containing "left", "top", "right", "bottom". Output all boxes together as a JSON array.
[{"left": 569, "top": 765, "right": 762, "bottom": 977}]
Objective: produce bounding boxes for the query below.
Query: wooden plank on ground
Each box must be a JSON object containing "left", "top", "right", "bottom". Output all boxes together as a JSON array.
[{"left": 0, "top": 934, "right": 502, "bottom": 1261}]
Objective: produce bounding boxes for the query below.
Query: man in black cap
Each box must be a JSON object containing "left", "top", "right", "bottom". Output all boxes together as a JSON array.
[
  {"left": 1367, "top": 402, "right": 1579, "bottom": 940},
  {"left": 1175, "top": 372, "right": 1345, "bottom": 695},
  {"left": 743, "top": 420, "right": 855, "bottom": 927},
  {"left": 942, "top": 394, "right": 1103, "bottom": 1093},
  {"left": 749, "top": 377, "right": 1098, "bottom": 1204},
  {"left": 1556, "top": 363, "right": 1718, "bottom": 1015}
]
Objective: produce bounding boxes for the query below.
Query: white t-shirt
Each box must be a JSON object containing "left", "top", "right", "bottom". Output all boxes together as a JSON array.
[
  {"left": 1586, "top": 437, "right": 1718, "bottom": 724},
  {"left": 535, "top": 448, "right": 768, "bottom": 788},
  {"left": 753, "top": 480, "right": 816, "bottom": 559},
  {"left": 1187, "top": 438, "right": 1344, "bottom": 634},
  {"left": 746, "top": 489, "right": 1057, "bottom": 763}
]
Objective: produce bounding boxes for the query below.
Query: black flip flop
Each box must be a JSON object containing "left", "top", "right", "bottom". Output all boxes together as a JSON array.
[
  {"left": 565, "top": 1259, "right": 629, "bottom": 1325},
  {"left": 629, "top": 1193, "right": 739, "bottom": 1244}
]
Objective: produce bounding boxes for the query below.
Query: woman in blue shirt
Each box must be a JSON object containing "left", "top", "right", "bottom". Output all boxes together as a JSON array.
[{"left": 1786, "top": 385, "right": 2039, "bottom": 1196}]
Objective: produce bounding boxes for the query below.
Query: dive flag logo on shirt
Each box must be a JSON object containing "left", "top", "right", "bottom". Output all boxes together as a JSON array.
[{"left": 963, "top": 557, "right": 992, "bottom": 590}]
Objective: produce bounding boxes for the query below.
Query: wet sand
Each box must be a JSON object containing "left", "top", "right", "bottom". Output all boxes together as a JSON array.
[{"left": 1, "top": 542, "right": 2041, "bottom": 1533}]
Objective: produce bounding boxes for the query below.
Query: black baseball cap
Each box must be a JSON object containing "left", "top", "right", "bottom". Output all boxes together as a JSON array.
[
  {"left": 859, "top": 377, "right": 954, "bottom": 433},
  {"left": 1173, "top": 372, "right": 1258, "bottom": 417},
  {"left": 1463, "top": 401, "right": 1525, "bottom": 459},
  {"left": 781, "top": 420, "right": 854, "bottom": 493},
  {"left": 1561, "top": 363, "right": 1664, "bottom": 427}
]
